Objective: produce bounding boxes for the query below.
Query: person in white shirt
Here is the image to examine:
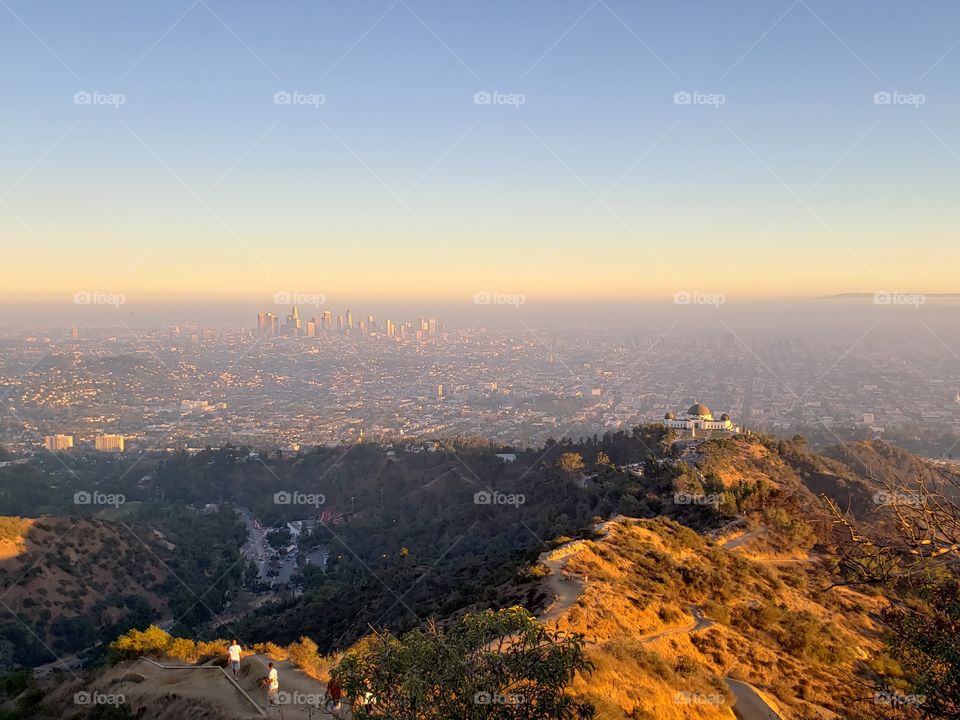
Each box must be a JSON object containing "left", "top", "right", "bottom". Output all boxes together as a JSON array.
[
  {"left": 262, "top": 662, "right": 279, "bottom": 706},
  {"left": 227, "top": 640, "right": 242, "bottom": 680}
]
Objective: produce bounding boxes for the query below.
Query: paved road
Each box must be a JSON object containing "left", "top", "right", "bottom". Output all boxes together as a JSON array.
[
  {"left": 726, "top": 678, "right": 784, "bottom": 720},
  {"left": 237, "top": 506, "right": 272, "bottom": 580}
]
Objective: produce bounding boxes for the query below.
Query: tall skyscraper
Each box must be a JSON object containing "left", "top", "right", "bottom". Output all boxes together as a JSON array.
[
  {"left": 385, "top": 319, "right": 395, "bottom": 337},
  {"left": 287, "top": 305, "right": 301, "bottom": 335},
  {"left": 346, "top": 309, "right": 353, "bottom": 330},
  {"left": 257, "top": 312, "right": 281, "bottom": 338},
  {"left": 322, "top": 310, "right": 333, "bottom": 332}
]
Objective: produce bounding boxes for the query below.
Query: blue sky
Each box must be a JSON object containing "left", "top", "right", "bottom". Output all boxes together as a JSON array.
[{"left": 3, "top": 0, "right": 960, "bottom": 300}]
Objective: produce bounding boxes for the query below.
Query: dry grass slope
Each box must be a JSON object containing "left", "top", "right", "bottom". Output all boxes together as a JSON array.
[{"left": 547, "top": 517, "right": 885, "bottom": 720}]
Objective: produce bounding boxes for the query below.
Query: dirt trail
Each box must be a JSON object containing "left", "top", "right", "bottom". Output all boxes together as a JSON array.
[
  {"left": 638, "top": 604, "right": 713, "bottom": 644},
  {"left": 537, "top": 548, "right": 586, "bottom": 624},
  {"left": 723, "top": 526, "right": 767, "bottom": 550}
]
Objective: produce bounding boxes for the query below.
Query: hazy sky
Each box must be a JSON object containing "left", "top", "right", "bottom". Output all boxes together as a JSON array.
[{"left": 3, "top": 1, "right": 960, "bottom": 304}]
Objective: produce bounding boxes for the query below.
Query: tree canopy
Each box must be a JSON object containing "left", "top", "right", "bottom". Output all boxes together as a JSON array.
[{"left": 333, "top": 607, "right": 594, "bottom": 720}]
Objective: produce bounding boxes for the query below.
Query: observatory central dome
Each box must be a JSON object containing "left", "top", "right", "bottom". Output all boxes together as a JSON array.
[{"left": 687, "top": 403, "right": 713, "bottom": 419}]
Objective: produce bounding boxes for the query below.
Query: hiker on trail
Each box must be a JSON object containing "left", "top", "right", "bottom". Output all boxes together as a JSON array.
[
  {"left": 326, "top": 674, "right": 343, "bottom": 711},
  {"left": 262, "top": 662, "right": 279, "bottom": 706},
  {"left": 227, "top": 639, "right": 242, "bottom": 680}
]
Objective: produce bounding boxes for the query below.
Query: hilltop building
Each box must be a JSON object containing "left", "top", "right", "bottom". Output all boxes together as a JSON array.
[{"left": 663, "top": 403, "right": 740, "bottom": 435}]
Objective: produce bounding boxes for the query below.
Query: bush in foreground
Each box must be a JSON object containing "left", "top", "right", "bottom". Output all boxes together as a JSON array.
[{"left": 334, "top": 606, "right": 594, "bottom": 719}]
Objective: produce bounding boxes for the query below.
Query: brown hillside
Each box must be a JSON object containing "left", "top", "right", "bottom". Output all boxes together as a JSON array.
[
  {"left": 0, "top": 517, "right": 170, "bottom": 650},
  {"left": 544, "top": 518, "right": 886, "bottom": 720}
]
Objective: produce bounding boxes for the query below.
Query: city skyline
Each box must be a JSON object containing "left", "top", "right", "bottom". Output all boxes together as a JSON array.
[{"left": 4, "top": 1, "right": 960, "bottom": 301}]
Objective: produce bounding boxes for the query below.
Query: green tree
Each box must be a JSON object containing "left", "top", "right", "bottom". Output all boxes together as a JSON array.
[
  {"left": 108, "top": 624, "right": 172, "bottom": 659},
  {"left": 334, "top": 607, "right": 594, "bottom": 719},
  {"left": 882, "top": 577, "right": 960, "bottom": 719},
  {"left": 557, "top": 453, "right": 585, "bottom": 474}
]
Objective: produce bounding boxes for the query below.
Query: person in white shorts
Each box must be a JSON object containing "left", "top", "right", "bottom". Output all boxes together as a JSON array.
[
  {"left": 262, "top": 662, "right": 279, "bottom": 705},
  {"left": 227, "top": 639, "right": 242, "bottom": 680}
]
